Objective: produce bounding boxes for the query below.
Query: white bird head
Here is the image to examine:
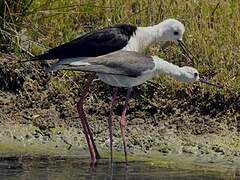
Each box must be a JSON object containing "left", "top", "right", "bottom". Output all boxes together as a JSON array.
[
  {"left": 179, "top": 66, "right": 200, "bottom": 83},
  {"left": 157, "top": 18, "right": 185, "bottom": 44},
  {"left": 178, "top": 66, "right": 222, "bottom": 88},
  {"left": 156, "top": 19, "right": 196, "bottom": 65}
]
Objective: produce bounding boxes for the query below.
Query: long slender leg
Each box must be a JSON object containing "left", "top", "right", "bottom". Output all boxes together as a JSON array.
[
  {"left": 108, "top": 87, "right": 118, "bottom": 163},
  {"left": 77, "top": 83, "right": 101, "bottom": 160},
  {"left": 83, "top": 78, "right": 101, "bottom": 160},
  {"left": 77, "top": 101, "right": 95, "bottom": 164},
  {"left": 119, "top": 87, "right": 132, "bottom": 164},
  {"left": 76, "top": 74, "right": 100, "bottom": 163}
]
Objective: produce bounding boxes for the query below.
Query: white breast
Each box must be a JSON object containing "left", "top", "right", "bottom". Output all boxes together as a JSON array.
[
  {"left": 122, "top": 33, "right": 140, "bottom": 52},
  {"left": 122, "top": 27, "right": 154, "bottom": 53}
]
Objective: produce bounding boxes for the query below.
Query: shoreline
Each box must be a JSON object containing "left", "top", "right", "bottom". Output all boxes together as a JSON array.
[{"left": 0, "top": 122, "right": 240, "bottom": 172}]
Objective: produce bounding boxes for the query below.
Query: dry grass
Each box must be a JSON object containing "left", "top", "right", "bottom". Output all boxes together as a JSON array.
[{"left": 1, "top": 0, "right": 240, "bottom": 94}]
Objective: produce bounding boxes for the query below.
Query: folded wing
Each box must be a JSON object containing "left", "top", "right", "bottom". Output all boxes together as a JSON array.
[
  {"left": 59, "top": 51, "right": 155, "bottom": 77},
  {"left": 27, "top": 24, "right": 137, "bottom": 62}
]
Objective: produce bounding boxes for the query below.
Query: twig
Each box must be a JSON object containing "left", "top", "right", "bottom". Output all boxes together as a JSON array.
[
  {"left": 22, "top": 0, "right": 34, "bottom": 13},
  {"left": 4, "top": 0, "right": 15, "bottom": 25},
  {"left": 211, "top": 2, "right": 220, "bottom": 18},
  {"left": 209, "top": 2, "right": 220, "bottom": 28},
  {"left": 60, "top": 136, "right": 73, "bottom": 150}
]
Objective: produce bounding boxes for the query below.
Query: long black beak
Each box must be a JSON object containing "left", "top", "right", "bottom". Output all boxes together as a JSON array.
[
  {"left": 199, "top": 77, "right": 223, "bottom": 88},
  {"left": 177, "top": 40, "right": 197, "bottom": 66}
]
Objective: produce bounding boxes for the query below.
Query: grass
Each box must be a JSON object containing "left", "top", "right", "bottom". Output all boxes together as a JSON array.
[{"left": 1, "top": 0, "right": 240, "bottom": 94}]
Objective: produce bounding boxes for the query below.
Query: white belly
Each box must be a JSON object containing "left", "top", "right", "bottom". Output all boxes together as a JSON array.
[{"left": 97, "top": 71, "right": 155, "bottom": 87}]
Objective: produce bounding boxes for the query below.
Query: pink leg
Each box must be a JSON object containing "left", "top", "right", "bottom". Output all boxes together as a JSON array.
[
  {"left": 77, "top": 101, "right": 95, "bottom": 164},
  {"left": 78, "top": 98, "right": 101, "bottom": 160},
  {"left": 76, "top": 74, "right": 100, "bottom": 164},
  {"left": 119, "top": 88, "right": 132, "bottom": 164},
  {"left": 108, "top": 87, "right": 118, "bottom": 163}
]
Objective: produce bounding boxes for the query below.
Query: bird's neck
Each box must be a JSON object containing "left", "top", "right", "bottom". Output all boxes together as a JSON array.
[
  {"left": 123, "top": 25, "right": 163, "bottom": 52},
  {"left": 153, "top": 56, "right": 188, "bottom": 82}
]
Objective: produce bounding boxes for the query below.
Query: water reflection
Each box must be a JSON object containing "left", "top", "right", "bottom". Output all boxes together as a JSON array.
[{"left": 0, "top": 155, "right": 237, "bottom": 180}]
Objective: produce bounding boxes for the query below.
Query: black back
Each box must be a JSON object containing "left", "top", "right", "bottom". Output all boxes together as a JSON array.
[{"left": 30, "top": 24, "right": 137, "bottom": 61}]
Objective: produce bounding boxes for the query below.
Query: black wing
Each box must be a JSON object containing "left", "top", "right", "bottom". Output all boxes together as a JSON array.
[
  {"left": 28, "top": 24, "right": 137, "bottom": 61},
  {"left": 60, "top": 51, "right": 155, "bottom": 77}
]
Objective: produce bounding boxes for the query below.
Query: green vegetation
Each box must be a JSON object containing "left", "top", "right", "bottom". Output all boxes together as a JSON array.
[
  {"left": 0, "top": 0, "right": 33, "bottom": 51},
  {"left": 1, "top": 0, "right": 240, "bottom": 93}
]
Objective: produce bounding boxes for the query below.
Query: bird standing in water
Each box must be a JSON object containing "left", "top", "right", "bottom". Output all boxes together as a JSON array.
[
  {"left": 25, "top": 19, "right": 195, "bottom": 164},
  {"left": 52, "top": 51, "right": 219, "bottom": 164}
]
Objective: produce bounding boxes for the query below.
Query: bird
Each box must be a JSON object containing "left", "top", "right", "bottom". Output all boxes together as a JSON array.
[
  {"left": 25, "top": 18, "right": 195, "bottom": 164},
  {"left": 52, "top": 50, "right": 220, "bottom": 163}
]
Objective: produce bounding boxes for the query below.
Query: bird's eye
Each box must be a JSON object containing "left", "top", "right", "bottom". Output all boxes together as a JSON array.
[
  {"left": 194, "top": 72, "right": 198, "bottom": 77},
  {"left": 173, "top": 31, "right": 179, "bottom": 36}
]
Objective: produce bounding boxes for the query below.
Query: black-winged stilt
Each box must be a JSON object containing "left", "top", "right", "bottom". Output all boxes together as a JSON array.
[
  {"left": 50, "top": 51, "right": 220, "bottom": 164},
  {"left": 26, "top": 19, "right": 196, "bottom": 164}
]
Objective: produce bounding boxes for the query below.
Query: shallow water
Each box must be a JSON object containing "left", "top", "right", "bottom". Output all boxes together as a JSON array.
[{"left": 0, "top": 156, "right": 237, "bottom": 180}]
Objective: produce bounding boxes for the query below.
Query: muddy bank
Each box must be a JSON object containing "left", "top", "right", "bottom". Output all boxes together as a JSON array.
[{"left": 0, "top": 53, "right": 240, "bottom": 168}]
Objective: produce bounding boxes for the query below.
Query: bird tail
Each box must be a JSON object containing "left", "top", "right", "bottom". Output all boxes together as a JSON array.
[{"left": 45, "top": 57, "right": 88, "bottom": 73}]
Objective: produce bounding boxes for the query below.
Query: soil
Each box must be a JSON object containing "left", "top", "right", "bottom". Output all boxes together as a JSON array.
[{"left": 0, "top": 53, "right": 240, "bottom": 169}]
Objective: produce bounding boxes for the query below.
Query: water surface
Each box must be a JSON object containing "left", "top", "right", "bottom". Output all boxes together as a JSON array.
[{"left": 0, "top": 155, "right": 237, "bottom": 180}]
